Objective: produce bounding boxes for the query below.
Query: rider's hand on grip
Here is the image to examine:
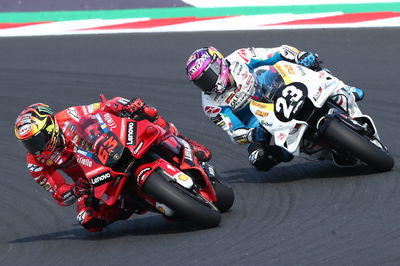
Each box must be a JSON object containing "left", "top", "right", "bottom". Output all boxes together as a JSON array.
[
  {"left": 126, "top": 98, "right": 145, "bottom": 116},
  {"left": 125, "top": 98, "right": 158, "bottom": 122},
  {"left": 73, "top": 178, "right": 91, "bottom": 198},
  {"left": 295, "top": 51, "right": 322, "bottom": 71}
]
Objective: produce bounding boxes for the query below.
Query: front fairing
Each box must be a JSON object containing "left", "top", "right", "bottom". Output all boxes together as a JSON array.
[
  {"left": 250, "top": 61, "right": 337, "bottom": 154},
  {"left": 69, "top": 113, "right": 131, "bottom": 205}
]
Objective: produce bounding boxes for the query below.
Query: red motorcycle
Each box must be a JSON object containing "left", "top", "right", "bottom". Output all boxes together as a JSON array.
[{"left": 70, "top": 106, "right": 234, "bottom": 228}]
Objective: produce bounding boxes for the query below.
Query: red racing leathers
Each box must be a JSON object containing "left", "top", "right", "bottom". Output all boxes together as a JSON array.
[{"left": 25, "top": 96, "right": 187, "bottom": 232}]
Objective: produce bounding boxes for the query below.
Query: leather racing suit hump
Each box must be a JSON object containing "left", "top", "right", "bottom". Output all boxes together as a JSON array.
[
  {"left": 24, "top": 96, "right": 210, "bottom": 232},
  {"left": 201, "top": 45, "right": 363, "bottom": 171}
]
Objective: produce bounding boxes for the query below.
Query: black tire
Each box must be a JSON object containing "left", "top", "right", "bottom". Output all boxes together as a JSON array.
[
  {"left": 142, "top": 172, "right": 221, "bottom": 228},
  {"left": 322, "top": 118, "right": 394, "bottom": 171},
  {"left": 212, "top": 179, "right": 234, "bottom": 213}
]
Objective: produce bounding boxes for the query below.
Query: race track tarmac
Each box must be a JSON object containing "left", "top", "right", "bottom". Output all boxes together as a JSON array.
[{"left": 1, "top": 28, "right": 399, "bottom": 265}]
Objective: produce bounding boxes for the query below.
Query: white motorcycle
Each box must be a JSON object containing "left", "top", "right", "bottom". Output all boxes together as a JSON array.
[{"left": 250, "top": 61, "right": 394, "bottom": 171}]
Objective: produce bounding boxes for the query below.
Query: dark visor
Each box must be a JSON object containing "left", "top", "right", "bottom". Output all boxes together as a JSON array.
[
  {"left": 193, "top": 59, "right": 221, "bottom": 93},
  {"left": 22, "top": 120, "right": 53, "bottom": 155}
]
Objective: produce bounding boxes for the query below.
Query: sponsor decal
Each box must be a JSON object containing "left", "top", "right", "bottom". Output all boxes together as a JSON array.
[
  {"left": 225, "top": 93, "right": 235, "bottom": 104},
  {"left": 95, "top": 113, "right": 104, "bottom": 123},
  {"left": 284, "top": 64, "right": 295, "bottom": 74},
  {"left": 117, "top": 98, "right": 129, "bottom": 105},
  {"left": 250, "top": 101, "right": 274, "bottom": 111},
  {"left": 43, "top": 183, "right": 52, "bottom": 191},
  {"left": 187, "top": 54, "right": 196, "bottom": 64},
  {"left": 157, "top": 205, "right": 167, "bottom": 215},
  {"left": 103, "top": 113, "right": 116, "bottom": 129},
  {"left": 274, "top": 63, "right": 292, "bottom": 85},
  {"left": 246, "top": 75, "right": 253, "bottom": 85},
  {"left": 67, "top": 107, "right": 80, "bottom": 121},
  {"left": 238, "top": 49, "right": 250, "bottom": 63},
  {"left": 188, "top": 54, "right": 207, "bottom": 76},
  {"left": 255, "top": 110, "right": 269, "bottom": 117},
  {"left": 18, "top": 124, "right": 32, "bottom": 136},
  {"left": 166, "top": 164, "right": 176, "bottom": 171},
  {"left": 182, "top": 140, "right": 194, "bottom": 162},
  {"left": 49, "top": 151, "right": 63, "bottom": 165},
  {"left": 177, "top": 174, "right": 189, "bottom": 181},
  {"left": 204, "top": 106, "right": 222, "bottom": 114},
  {"left": 19, "top": 114, "right": 32, "bottom": 125},
  {"left": 134, "top": 141, "right": 144, "bottom": 155},
  {"left": 34, "top": 174, "right": 43, "bottom": 181},
  {"left": 263, "top": 122, "right": 273, "bottom": 127},
  {"left": 189, "top": 62, "right": 201, "bottom": 75},
  {"left": 90, "top": 171, "right": 112, "bottom": 186},
  {"left": 39, "top": 177, "right": 47, "bottom": 186},
  {"left": 126, "top": 122, "right": 136, "bottom": 146},
  {"left": 77, "top": 149, "right": 88, "bottom": 156},
  {"left": 137, "top": 167, "right": 151, "bottom": 183},
  {"left": 27, "top": 163, "right": 43, "bottom": 173},
  {"left": 87, "top": 103, "right": 100, "bottom": 114},
  {"left": 277, "top": 132, "right": 287, "bottom": 141},
  {"left": 313, "top": 87, "right": 323, "bottom": 101},
  {"left": 296, "top": 65, "right": 306, "bottom": 76},
  {"left": 76, "top": 155, "right": 93, "bottom": 167}
]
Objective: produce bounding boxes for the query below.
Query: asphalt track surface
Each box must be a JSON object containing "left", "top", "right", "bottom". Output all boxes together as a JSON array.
[{"left": 1, "top": 28, "right": 399, "bottom": 265}]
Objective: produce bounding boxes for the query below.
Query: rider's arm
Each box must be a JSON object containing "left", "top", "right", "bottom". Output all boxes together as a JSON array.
[
  {"left": 98, "top": 96, "right": 179, "bottom": 135},
  {"left": 231, "top": 45, "right": 300, "bottom": 71},
  {"left": 27, "top": 154, "right": 76, "bottom": 207},
  {"left": 233, "top": 45, "right": 321, "bottom": 71},
  {"left": 202, "top": 95, "right": 255, "bottom": 144}
]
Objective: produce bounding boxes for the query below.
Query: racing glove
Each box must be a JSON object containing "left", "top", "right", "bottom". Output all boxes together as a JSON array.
[
  {"left": 123, "top": 98, "right": 158, "bottom": 122},
  {"left": 54, "top": 183, "right": 77, "bottom": 206},
  {"left": 295, "top": 51, "right": 322, "bottom": 71},
  {"left": 73, "top": 178, "right": 91, "bottom": 198}
]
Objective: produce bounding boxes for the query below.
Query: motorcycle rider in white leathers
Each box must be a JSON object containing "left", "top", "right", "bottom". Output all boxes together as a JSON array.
[{"left": 185, "top": 45, "right": 364, "bottom": 171}]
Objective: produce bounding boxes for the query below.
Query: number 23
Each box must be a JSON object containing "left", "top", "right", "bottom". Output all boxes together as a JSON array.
[{"left": 276, "top": 86, "right": 303, "bottom": 119}]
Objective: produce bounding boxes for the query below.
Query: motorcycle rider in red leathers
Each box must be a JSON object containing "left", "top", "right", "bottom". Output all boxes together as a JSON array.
[{"left": 14, "top": 96, "right": 211, "bottom": 232}]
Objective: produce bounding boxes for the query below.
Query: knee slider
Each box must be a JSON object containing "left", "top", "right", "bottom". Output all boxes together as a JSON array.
[{"left": 77, "top": 209, "right": 107, "bottom": 231}]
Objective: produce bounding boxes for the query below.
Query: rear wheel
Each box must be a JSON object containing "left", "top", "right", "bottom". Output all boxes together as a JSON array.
[
  {"left": 322, "top": 118, "right": 394, "bottom": 171},
  {"left": 142, "top": 172, "right": 221, "bottom": 228}
]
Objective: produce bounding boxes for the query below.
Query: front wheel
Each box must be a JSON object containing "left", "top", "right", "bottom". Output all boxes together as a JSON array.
[
  {"left": 142, "top": 172, "right": 221, "bottom": 228},
  {"left": 321, "top": 118, "right": 394, "bottom": 172},
  {"left": 212, "top": 178, "right": 234, "bottom": 213}
]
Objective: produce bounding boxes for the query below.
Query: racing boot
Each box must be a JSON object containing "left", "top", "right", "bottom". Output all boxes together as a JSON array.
[
  {"left": 178, "top": 134, "right": 212, "bottom": 162},
  {"left": 76, "top": 205, "right": 108, "bottom": 232},
  {"left": 76, "top": 195, "right": 125, "bottom": 232},
  {"left": 348, "top": 86, "right": 364, "bottom": 102},
  {"left": 248, "top": 143, "right": 293, "bottom": 171}
]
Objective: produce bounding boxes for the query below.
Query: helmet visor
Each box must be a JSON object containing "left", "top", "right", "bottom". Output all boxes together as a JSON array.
[
  {"left": 21, "top": 118, "right": 54, "bottom": 155},
  {"left": 193, "top": 59, "right": 221, "bottom": 93}
]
